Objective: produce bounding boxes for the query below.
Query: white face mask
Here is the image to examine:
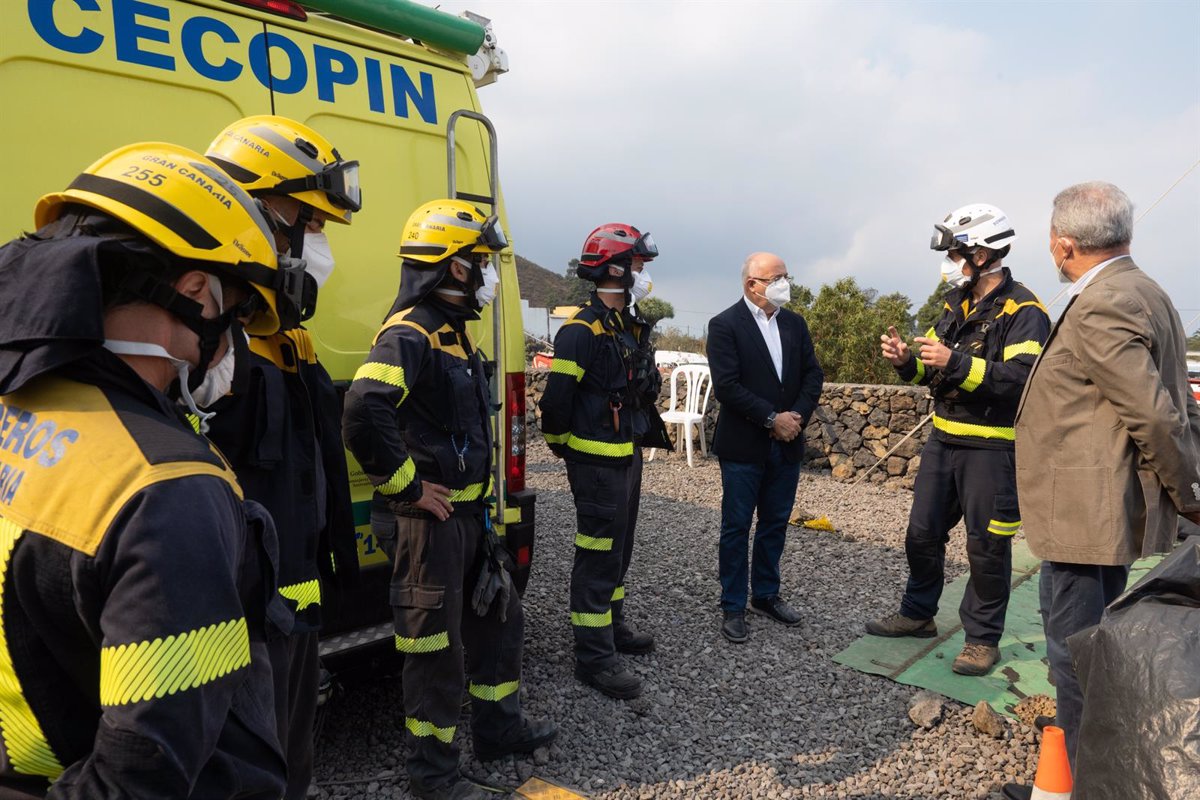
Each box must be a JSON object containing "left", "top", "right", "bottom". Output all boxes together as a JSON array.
[
  {"left": 302, "top": 231, "right": 335, "bottom": 288},
  {"left": 475, "top": 262, "right": 500, "bottom": 307},
  {"left": 192, "top": 329, "right": 236, "bottom": 407},
  {"left": 630, "top": 269, "right": 653, "bottom": 303},
  {"left": 1051, "top": 241, "right": 1072, "bottom": 284},
  {"left": 103, "top": 339, "right": 217, "bottom": 432},
  {"left": 940, "top": 255, "right": 970, "bottom": 288},
  {"left": 762, "top": 277, "right": 791, "bottom": 308}
]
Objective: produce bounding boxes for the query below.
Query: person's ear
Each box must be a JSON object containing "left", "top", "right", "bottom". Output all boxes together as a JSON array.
[
  {"left": 1057, "top": 237, "right": 1074, "bottom": 262},
  {"left": 174, "top": 270, "right": 212, "bottom": 302},
  {"left": 449, "top": 258, "right": 469, "bottom": 283}
]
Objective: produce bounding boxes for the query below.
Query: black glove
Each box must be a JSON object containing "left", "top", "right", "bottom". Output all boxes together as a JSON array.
[{"left": 471, "top": 517, "right": 513, "bottom": 621}]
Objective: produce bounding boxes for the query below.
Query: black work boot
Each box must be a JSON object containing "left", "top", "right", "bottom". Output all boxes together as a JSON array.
[
  {"left": 410, "top": 777, "right": 495, "bottom": 800},
  {"left": 473, "top": 717, "right": 558, "bottom": 762},
  {"left": 864, "top": 611, "right": 937, "bottom": 638},
  {"left": 613, "top": 620, "right": 655, "bottom": 654},
  {"left": 721, "top": 610, "right": 748, "bottom": 643},
  {"left": 1001, "top": 784, "right": 1033, "bottom": 800},
  {"left": 574, "top": 663, "right": 642, "bottom": 699}
]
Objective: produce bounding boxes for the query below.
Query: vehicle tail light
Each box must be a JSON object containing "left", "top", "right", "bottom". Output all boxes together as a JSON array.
[{"left": 505, "top": 372, "right": 526, "bottom": 494}]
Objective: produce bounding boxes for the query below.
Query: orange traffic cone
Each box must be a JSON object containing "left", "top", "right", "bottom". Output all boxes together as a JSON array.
[{"left": 1002, "top": 725, "right": 1073, "bottom": 799}]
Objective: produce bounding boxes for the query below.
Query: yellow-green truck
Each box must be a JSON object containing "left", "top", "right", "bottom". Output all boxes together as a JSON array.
[{"left": 0, "top": 0, "right": 536, "bottom": 660}]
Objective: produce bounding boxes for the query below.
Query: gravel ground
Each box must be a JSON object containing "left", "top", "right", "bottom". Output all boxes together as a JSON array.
[{"left": 312, "top": 440, "right": 1039, "bottom": 799}]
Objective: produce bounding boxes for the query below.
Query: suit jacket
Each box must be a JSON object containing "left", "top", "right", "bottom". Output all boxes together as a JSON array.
[
  {"left": 1015, "top": 257, "right": 1200, "bottom": 565},
  {"left": 706, "top": 299, "right": 824, "bottom": 464}
]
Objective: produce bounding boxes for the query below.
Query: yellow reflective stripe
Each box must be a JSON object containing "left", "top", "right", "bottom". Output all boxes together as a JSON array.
[
  {"left": 997, "top": 298, "right": 1048, "bottom": 318},
  {"left": 1003, "top": 341, "right": 1043, "bottom": 361},
  {"left": 279, "top": 579, "right": 321, "bottom": 612},
  {"left": 565, "top": 435, "right": 634, "bottom": 458},
  {"left": 185, "top": 413, "right": 201, "bottom": 433},
  {"left": 354, "top": 362, "right": 409, "bottom": 405},
  {"left": 0, "top": 518, "right": 63, "bottom": 778},
  {"left": 394, "top": 632, "right": 449, "bottom": 653},
  {"left": 932, "top": 415, "right": 1015, "bottom": 441},
  {"left": 988, "top": 519, "right": 1022, "bottom": 536},
  {"left": 910, "top": 360, "right": 926, "bottom": 385},
  {"left": 99, "top": 618, "right": 250, "bottom": 706},
  {"left": 550, "top": 358, "right": 585, "bottom": 382},
  {"left": 543, "top": 432, "right": 569, "bottom": 445},
  {"left": 960, "top": 357, "right": 987, "bottom": 392},
  {"left": 571, "top": 610, "right": 612, "bottom": 628},
  {"left": 468, "top": 680, "right": 520, "bottom": 702},
  {"left": 575, "top": 533, "right": 613, "bottom": 551},
  {"left": 406, "top": 717, "right": 455, "bottom": 743},
  {"left": 378, "top": 457, "right": 417, "bottom": 495},
  {"left": 448, "top": 477, "right": 491, "bottom": 503},
  {"left": 611, "top": 585, "right": 625, "bottom": 602}
]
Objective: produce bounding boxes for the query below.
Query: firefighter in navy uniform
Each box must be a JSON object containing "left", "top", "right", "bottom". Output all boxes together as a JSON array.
[
  {"left": 204, "top": 115, "right": 361, "bottom": 800},
  {"left": 867, "top": 204, "right": 1051, "bottom": 677},
  {"left": 539, "top": 223, "right": 670, "bottom": 700},
  {"left": 0, "top": 142, "right": 301, "bottom": 798},
  {"left": 342, "top": 200, "right": 556, "bottom": 800}
]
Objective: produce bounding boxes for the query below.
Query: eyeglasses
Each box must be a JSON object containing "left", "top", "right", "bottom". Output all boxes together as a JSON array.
[{"left": 748, "top": 274, "right": 790, "bottom": 284}]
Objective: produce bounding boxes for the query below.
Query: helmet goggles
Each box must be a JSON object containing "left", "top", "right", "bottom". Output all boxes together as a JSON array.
[
  {"left": 630, "top": 231, "right": 659, "bottom": 260},
  {"left": 930, "top": 224, "right": 970, "bottom": 252},
  {"left": 272, "top": 159, "right": 362, "bottom": 212},
  {"left": 478, "top": 214, "right": 509, "bottom": 251}
]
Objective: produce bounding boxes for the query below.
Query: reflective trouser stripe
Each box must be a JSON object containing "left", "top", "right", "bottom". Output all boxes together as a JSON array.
[
  {"left": 100, "top": 618, "right": 251, "bottom": 706},
  {"left": 1003, "top": 340, "right": 1043, "bottom": 360},
  {"left": 960, "top": 357, "right": 987, "bottom": 392},
  {"left": 353, "top": 362, "right": 409, "bottom": 404},
  {"left": 550, "top": 358, "right": 585, "bottom": 381},
  {"left": 987, "top": 519, "right": 1022, "bottom": 536},
  {"left": 611, "top": 585, "right": 625, "bottom": 602},
  {"left": 395, "top": 632, "right": 450, "bottom": 653},
  {"left": 571, "top": 610, "right": 612, "bottom": 628},
  {"left": 378, "top": 457, "right": 417, "bottom": 495},
  {"left": 932, "top": 415, "right": 1015, "bottom": 441},
  {"left": 575, "top": 533, "right": 613, "bottom": 551},
  {"left": 405, "top": 717, "right": 455, "bottom": 743},
  {"left": 279, "top": 579, "right": 321, "bottom": 611},
  {"left": 468, "top": 680, "right": 520, "bottom": 702},
  {"left": 0, "top": 518, "right": 63, "bottom": 777}
]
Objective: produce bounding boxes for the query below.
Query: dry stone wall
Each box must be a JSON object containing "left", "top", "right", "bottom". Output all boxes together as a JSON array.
[{"left": 524, "top": 369, "right": 932, "bottom": 488}]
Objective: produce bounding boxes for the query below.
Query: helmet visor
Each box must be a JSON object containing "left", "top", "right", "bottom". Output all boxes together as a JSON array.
[
  {"left": 631, "top": 232, "right": 659, "bottom": 260},
  {"left": 479, "top": 215, "right": 509, "bottom": 250},
  {"left": 930, "top": 223, "right": 967, "bottom": 252},
  {"left": 273, "top": 160, "right": 362, "bottom": 212}
]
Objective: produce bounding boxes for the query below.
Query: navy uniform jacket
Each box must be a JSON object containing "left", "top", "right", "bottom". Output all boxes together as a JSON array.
[
  {"left": 0, "top": 352, "right": 284, "bottom": 799},
  {"left": 706, "top": 299, "right": 824, "bottom": 464}
]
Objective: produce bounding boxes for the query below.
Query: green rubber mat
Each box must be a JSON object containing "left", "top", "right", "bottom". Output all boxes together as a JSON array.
[{"left": 834, "top": 539, "right": 1162, "bottom": 719}]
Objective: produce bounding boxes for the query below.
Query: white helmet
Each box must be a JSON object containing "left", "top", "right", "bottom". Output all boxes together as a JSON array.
[{"left": 930, "top": 204, "right": 1016, "bottom": 253}]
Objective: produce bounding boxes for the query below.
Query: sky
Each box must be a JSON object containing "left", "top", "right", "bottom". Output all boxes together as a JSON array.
[{"left": 434, "top": 0, "right": 1200, "bottom": 335}]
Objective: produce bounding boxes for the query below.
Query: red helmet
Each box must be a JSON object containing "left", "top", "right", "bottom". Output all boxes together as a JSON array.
[{"left": 576, "top": 222, "right": 658, "bottom": 283}]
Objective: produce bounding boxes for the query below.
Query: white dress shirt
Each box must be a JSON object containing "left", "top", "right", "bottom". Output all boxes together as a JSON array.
[
  {"left": 743, "top": 295, "right": 783, "bottom": 381},
  {"left": 1069, "top": 255, "right": 1126, "bottom": 299}
]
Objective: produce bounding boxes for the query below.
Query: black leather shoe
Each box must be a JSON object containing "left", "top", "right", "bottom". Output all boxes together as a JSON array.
[
  {"left": 749, "top": 596, "right": 802, "bottom": 627},
  {"left": 1000, "top": 783, "right": 1032, "bottom": 800},
  {"left": 721, "top": 611, "right": 748, "bottom": 643},
  {"left": 1033, "top": 714, "right": 1055, "bottom": 733},
  {"left": 473, "top": 717, "right": 558, "bottom": 761},
  {"left": 613, "top": 621, "right": 655, "bottom": 654},
  {"left": 574, "top": 663, "right": 642, "bottom": 699}
]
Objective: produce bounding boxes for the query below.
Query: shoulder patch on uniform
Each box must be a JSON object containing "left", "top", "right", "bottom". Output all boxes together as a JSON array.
[{"left": 0, "top": 377, "right": 240, "bottom": 556}]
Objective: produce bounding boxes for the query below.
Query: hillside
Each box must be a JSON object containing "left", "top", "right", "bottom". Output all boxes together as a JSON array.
[{"left": 515, "top": 254, "right": 572, "bottom": 308}]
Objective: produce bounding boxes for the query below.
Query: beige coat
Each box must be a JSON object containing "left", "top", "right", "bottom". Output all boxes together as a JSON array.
[{"left": 1015, "top": 258, "right": 1200, "bottom": 565}]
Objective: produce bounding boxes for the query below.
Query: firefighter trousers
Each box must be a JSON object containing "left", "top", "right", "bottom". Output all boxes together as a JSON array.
[
  {"left": 268, "top": 630, "right": 320, "bottom": 800},
  {"left": 565, "top": 448, "right": 643, "bottom": 673},
  {"left": 386, "top": 511, "right": 524, "bottom": 792},
  {"left": 899, "top": 438, "right": 1019, "bottom": 645}
]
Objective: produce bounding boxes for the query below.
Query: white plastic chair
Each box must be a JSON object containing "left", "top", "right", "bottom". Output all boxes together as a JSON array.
[{"left": 648, "top": 364, "right": 713, "bottom": 468}]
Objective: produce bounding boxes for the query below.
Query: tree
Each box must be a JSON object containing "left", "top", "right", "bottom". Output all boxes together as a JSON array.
[
  {"left": 1188, "top": 328, "right": 1200, "bottom": 351},
  {"left": 636, "top": 297, "right": 674, "bottom": 328},
  {"left": 801, "top": 277, "right": 914, "bottom": 384},
  {"left": 915, "top": 282, "right": 949, "bottom": 336}
]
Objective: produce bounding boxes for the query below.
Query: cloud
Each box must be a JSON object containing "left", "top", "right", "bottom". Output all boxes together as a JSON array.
[{"left": 441, "top": 0, "right": 1200, "bottom": 327}]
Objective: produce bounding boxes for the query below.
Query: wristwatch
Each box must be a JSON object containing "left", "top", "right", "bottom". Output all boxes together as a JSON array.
[{"left": 764, "top": 412, "right": 778, "bottom": 429}]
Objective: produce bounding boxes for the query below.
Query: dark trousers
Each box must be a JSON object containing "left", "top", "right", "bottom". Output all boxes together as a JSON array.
[
  {"left": 718, "top": 441, "right": 802, "bottom": 613},
  {"left": 268, "top": 630, "right": 320, "bottom": 800},
  {"left": 900, "top": 438, "right": 1018, "bottom": 645},
  {"left": 388, "top": 512, "right": 524, "bottom": 791},
  {"left": 1039, "top": 560, "right": 1129, "bottom": 770},
  {"left": 565, "top": 448, "right": 643, "bottom": 672}
]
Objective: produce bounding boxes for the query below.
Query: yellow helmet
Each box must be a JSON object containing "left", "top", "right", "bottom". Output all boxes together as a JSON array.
[
  {"left": 398, "top": 199, "right": 508, "bottom": 263},
  {"left": 35, "top": 142, "right": 303, "bottom": 335},
  {"left": 205, "top": 115, "right": 360, "bottom": 224}
]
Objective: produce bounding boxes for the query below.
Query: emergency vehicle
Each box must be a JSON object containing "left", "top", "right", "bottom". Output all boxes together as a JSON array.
[{"left": 0, "top": 0, "right": 535, "bottom": 661}]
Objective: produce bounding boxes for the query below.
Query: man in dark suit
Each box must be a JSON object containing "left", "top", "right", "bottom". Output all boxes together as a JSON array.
[{"left": 706, "top": 252, "right": 824, "bottom": 643}]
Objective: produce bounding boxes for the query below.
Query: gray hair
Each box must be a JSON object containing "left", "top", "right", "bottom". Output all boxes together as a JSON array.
[{"left": 1051, "top": 181, "right": 1134, "bottom": 251}]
